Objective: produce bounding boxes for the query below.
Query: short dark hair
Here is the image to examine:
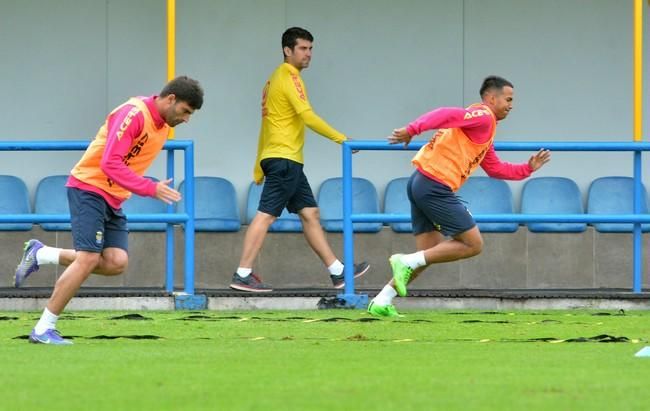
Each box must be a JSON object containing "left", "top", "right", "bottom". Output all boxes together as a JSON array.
[
  {"left": 160, "top": 76, "right": 204, "bottom": 110},
  {"left": 479, "top": 76, "right": 514, "bottom": 98},
  {"left": 282, "top": 27, "right": 313, "bottom": 57}
]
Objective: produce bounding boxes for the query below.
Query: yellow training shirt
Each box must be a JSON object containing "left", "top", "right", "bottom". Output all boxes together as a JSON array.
[{"left": 254, "top": 63, "right": 346, "bottom": 183}]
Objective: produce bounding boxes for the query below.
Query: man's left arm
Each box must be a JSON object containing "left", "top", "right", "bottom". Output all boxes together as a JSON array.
[
  {"left": 100, "top": 108, "right": 158, "bottom": 197},
  {"left": 284, "top": 73, "right": 347, "bottom": 144},
  {"left": 300, "top": 110, "right": 346, "bottom": 143},
  {"left": 480, "top": 145, "right": 551, "bottom": 180}
]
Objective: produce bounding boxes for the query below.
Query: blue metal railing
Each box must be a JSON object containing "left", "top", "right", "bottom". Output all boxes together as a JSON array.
[
  {"left": 0, "top": 140, "right": 196, "bottom": 295},
  {"left": 341, "top": 140, "right": 650, "bottom": 298}
]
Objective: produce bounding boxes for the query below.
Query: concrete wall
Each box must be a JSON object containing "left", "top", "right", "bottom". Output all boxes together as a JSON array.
[
  {"left": 1, "top": 228, "right": 646, "bottom": 290},
  {"left": 1, "top": 1, "right": 649, "bottom": 215},
  {"left": 1, "top": 1, "right": 648, "bottom": 291}
]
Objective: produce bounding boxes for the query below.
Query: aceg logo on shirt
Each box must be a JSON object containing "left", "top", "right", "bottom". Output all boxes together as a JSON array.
[
  {"left": 463, "top": 109, "right": 490, "bottom": 120},
  {"left": 290, "top": 74, "right": 306, "bottom": 101},
  {"left": 106, "top": 133, "right": 149, "bottom": 187},
  {"left": 117, "top": 107, "right": 140, "bottom": 140},
  {"left": 261, "top": 81, "right": 270, "bottom": 117}
]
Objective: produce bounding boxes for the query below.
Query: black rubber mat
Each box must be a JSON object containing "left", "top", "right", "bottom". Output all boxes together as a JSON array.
[
  {"left": 199, "top": 288, "right": 650, "bottom": 299},
  {"left": 1, "top": 287, "right": 648, "bottom": 299},
  {"left": 0, "top": 287, "right": 173, "bottom": 298}
]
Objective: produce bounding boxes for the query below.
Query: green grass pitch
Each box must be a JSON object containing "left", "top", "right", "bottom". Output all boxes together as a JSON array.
[{"left": 1, "top": 309, "right": 649, "bottom": 410}]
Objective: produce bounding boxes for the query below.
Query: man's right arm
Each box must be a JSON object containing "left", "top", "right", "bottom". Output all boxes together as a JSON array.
[
  {"left": 389, "top": 107, "right": 493, "bottom": 146},
  {"left": 406, "top": 107, "right": 491, "bottom": 137}
]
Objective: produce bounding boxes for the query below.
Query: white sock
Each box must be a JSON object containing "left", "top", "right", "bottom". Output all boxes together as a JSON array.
[
  {"left": 236, "top": 267, "right": 252, "bottom": 278},
  {"left": 36, "top": 246, "right": 62, "bottom": 266},
  {"left": 401, "top": 251, "right": 427, "bottom": 270},
  {"left": 327, "top": 260, "right": 344, "bottom": 276},
  {"left": 374, "top": 285, "right": 398, "bottom": 306},
  {"left": 34, "top": 307, "right": 59, "bottom": 334}
]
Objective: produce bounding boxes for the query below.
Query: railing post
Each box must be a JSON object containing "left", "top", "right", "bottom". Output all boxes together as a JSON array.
[
  {"left": 183, "top": 142, "right": 196, "bottom": 295},
  {"left": 165, "top": 149, "right": 175, "bottom": 293},
  {"left": 633, "top": 150, "right": 643, "bottom": 293},
  {"left": 0, "top": 140, "right": 197, "bottom": 297},
  {"left": 337, "top": 141, "right": 367, "bottom": 308},
  {"left": 342, "top": 142, "right": 354, "bottom": 295}
]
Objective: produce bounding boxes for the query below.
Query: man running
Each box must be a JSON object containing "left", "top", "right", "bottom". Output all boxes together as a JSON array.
[
  {"left": 369, "top": 76, "right": 551, "bottom": 317},
  {"left": 15, "top": 76, "right": 204, "bottom": 344}
]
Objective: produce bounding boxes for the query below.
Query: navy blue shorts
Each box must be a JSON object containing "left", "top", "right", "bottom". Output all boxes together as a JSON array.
[
  {"left": 258, "top": 158, "right": 318, "bottom": 217},
  {"left": 67, "top": 187, "right": 129, "bottom": 253},
  {"left": 407, "top": 171, "right": 476, "bottom": 237}
]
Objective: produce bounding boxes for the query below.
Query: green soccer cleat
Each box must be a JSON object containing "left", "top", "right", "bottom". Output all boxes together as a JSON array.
[
  {"left": 390, "top": 254, "right": 413, "bottom": 297},
  {"left": 367, "top": 300, "right": 403, "bottom": 318}
]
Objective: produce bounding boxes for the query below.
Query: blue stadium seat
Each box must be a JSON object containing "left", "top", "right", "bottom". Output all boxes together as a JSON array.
[
  {"left": 521, "top": 177, "right": 586, "bottom": 233},
  {"left": 34, "top": 175, "right": 71, "bottom": 231},
  {"left": 0, "top": 175, "right": 32, "bottom": 231},
  {"left": 587, "top": 176, "right": 650, "bottom": 233},
  {"left": 178, "top": 177, "right": 241, "bottom": 232},
  {"left": 246, "top": 182, "right": 302, "bottom": 232},
  {"left": 383, "top": 177, "right": 412, "bottom": 233},
  {"left": 317, "top": 177, "right": 382, "bottom": 233},
  {"left": 456, "top": 177, "right": 518, "bottom": 233},
  {"left": 122, "top": 177, "right": 167, "bottom": 231}
]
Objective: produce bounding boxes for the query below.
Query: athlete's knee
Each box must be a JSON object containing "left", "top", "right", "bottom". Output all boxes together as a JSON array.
[
  {"left": 467, "top": 240, "right": 483, "bottom": 257},
  {"left": 75, "top": 252, "right": 102, "bottom": 272},
  {"left": 457, "top": 228, "right": 483, "bottom": 258},
  {"left": 253, "top": 211, "right": 277, "bottom": 227},
  {"left": 108, "top": 255, "right": 128, "bottom": 275},
  {"left": 107, "top": 255, "right": 128, "bottom": 275},
  {"left": 101, "top": 249, "right": 128, "bottom": 275},
  {"left": 465, "top": 236, "right": 483, "bottom": 257},
  {"left": 298, "top": 207, "right": 320, "bottom": 224}
]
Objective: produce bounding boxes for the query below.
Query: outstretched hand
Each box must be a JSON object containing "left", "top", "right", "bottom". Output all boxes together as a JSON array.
[
  {"left": 155, "top": 179, "right": 182, "bottom": 204},
  {"left": 388, "top": 127, "right": 413, "bottom": 148},
  {"left": 528, "top": 149, "right": 551, "bottom": 171}
]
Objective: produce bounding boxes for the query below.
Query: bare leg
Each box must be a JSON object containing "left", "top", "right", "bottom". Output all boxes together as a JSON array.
[
  {"left": 387, "top": 227, "right": 483, "bottom": 287},
  {"left": 421, "top": 226, "right": 483, "bottom": 264},
  {"left": 56, "top": 247, "right": 128, "bottom": 276},
  {"left": 238, "top": 211, "right": 277, "bottom": 268},
  {"left": 46, "top": 251, "right": 99, "bottom": 315},
  {"left": 298, "top": 207, "right": 337, "bottom": 266},
  {"left": 46, "top": 248, "right": 128, "bottom": 315},
  {"left": 371, "top": 227, "right": 484, "bottom": 315},
  {"left": 388, "top": 230, "right": 445, "bottom": 287}
]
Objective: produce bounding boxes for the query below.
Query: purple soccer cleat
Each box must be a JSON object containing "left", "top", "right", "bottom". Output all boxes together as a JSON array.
[
  {"left": 29, "top": 329, "right": 73, "bottom": 345},
  {"left": 14, "top": 239, "right": 44, "bottom": 288}
]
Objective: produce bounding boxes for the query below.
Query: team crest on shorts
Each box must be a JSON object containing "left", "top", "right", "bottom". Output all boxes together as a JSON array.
[{"left": 95, "top": 231, "right": 103, "bottom": 245}]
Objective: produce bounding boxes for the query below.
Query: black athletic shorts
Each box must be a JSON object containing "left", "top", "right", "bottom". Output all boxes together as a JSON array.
[
  {"left": 407, "top": 170, "right": 476, "bottom": 237},
  {"left": 258, "top": 158, "right": 317, "bottom": 217},
  {"left": 67, "top": 187, "right": 129, "bottom": 253}
]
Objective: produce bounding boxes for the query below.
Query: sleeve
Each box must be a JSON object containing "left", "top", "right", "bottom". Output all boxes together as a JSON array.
[
  {"left": 479, "top": 145, "right": 533, "bottom": 180},
  {"left": 253, "top": 132, "right": 265, "bottom": 184},
  {"left": 100, "top": 106, "right": 158, "bottom": 197},
  {"left": 300, "top": 109, "right": 347, "bottom": 144},
  {"left": 406, "top": 107, "right": 493, "bottom": 143},
  {"left": 284, "top": 73, "right": 312, "bottom": 115}
]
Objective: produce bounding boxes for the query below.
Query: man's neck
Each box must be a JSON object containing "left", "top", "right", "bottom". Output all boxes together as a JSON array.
[{"left": 284, "top": 60, "right": 302, "bottom": 72}]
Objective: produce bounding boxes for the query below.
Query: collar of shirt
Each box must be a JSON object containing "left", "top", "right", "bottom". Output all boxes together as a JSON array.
[
  {"left": 283, "top": 62, "right": 301, "bottom": 76},
  {"left": 143, "top": 95, "right": 166, "bottom": 129},
  {"left": 474, "top": 103, "right": 498, "bottom": 123}
]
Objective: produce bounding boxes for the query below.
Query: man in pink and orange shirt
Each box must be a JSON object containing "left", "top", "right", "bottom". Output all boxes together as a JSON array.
[
  {"left": 369, "top": 76, "right": 551, "bottom": 317},
  {"left": 14, "top": 76, "right": 204, "bottom": 344}
]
